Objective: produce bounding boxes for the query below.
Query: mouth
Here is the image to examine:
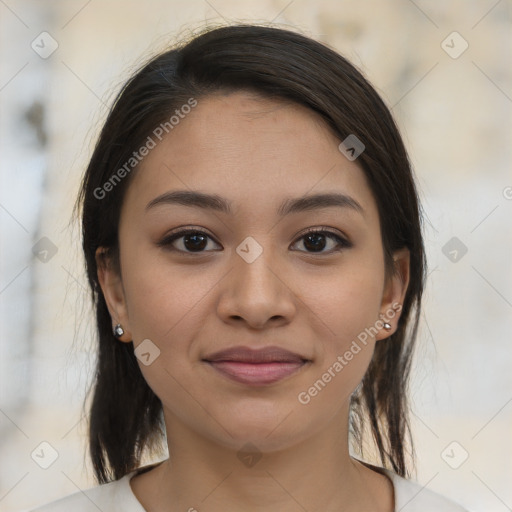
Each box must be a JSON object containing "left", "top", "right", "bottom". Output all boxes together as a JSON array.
[{"left": 202, "top": 346, "right": 311, "bottom": 386}]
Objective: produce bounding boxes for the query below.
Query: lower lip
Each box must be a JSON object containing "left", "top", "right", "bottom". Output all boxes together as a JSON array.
[{"left": 206, "top": 361, "right": 306, "bottom": 386}]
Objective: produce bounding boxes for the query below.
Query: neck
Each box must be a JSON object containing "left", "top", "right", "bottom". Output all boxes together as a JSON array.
[{"left": 131, "top": 406, "right": 394, "bottom": 512}]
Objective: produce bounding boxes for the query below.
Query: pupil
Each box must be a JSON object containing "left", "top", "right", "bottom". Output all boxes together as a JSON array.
[
  {"left": 304, "top": 233, "right": 326, "bottom": 252},
  {"left": 184, "top": 233, "right": 207, "bottom": 251}
]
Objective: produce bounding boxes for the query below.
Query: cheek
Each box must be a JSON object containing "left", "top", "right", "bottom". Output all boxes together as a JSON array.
[
  {"left": 119, "top": 252, "right": 213, "bottom": 412},
  {"left": 121, "top": 250, "right": 215, "bottom": 343},
  {"left": 306, "top": 262, "right": 384, "bottom": 345},
  {"left": 299, "top": 261, "right": 384, "bottom": 394}
]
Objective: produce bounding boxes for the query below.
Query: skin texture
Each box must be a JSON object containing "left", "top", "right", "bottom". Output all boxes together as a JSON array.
[{"left": 97, "top": 91, "right": 410, "bottom": 512}]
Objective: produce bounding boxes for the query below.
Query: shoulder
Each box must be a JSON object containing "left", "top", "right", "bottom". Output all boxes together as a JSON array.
[
  {"left": 383, "top": 469, "right": 472, "bottom": 512},
  {"left": 23, "top": 472, "right": 144, "bottom": 512}
]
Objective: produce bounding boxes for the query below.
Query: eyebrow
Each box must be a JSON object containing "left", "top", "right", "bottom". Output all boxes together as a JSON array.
[{"left": 145, "top": 190, "right": 364, "bottom": 217}]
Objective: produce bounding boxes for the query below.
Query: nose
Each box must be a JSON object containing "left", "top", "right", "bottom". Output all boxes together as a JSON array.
[{"left": 216, "top": 245, "right": 297, "bottom": 330}]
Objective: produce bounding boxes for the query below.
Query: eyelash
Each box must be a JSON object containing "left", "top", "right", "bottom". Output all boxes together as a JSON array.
[{"left": 156, "top": 226, "right": 352, "bottom": 255}]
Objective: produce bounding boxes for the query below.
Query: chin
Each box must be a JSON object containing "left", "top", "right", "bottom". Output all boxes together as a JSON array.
[{"left": 202, "top": 402, "right": 312, "bottom": 453}]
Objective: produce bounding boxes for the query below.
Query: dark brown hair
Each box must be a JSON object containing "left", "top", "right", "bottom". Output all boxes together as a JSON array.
[{"left": 76, "top": 23, "right": 426, "bottom": 484}]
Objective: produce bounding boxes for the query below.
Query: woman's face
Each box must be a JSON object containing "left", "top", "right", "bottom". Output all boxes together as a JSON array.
[{"left": 98, "top": 91, "right": 409, "bottom": 453}]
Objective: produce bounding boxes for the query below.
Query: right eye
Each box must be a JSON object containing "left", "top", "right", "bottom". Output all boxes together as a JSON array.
[{"left": 156, "top": 228, "right": 222, "bottom": 254}]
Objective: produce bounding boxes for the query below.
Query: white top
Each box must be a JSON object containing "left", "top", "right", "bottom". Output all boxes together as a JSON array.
[{"left": 24, "top": 465, "right": 471, "bottom": 512}]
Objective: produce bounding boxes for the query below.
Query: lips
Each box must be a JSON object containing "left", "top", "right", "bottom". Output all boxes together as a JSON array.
[{"left": 203, "top": 346, "right": 310, "bottom": 386}]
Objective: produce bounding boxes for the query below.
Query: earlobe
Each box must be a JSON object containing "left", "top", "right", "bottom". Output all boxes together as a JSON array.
[
  {"left": 376, "top": 248, "right": 410, "bottom": 340},
  {"left": 95, "top": 247, "right": 132, "bottom": 342}
]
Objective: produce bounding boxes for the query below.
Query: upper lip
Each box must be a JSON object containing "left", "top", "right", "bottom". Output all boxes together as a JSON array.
[{"left": 203, "top": 346, "right": 309, "bottom": 364}]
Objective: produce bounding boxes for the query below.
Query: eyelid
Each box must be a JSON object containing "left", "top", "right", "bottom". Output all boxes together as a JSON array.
[
  {"left": 156, "top": 226, "right": 220, "bottom": 250},
  {"left": 294, "top": 225, "right": 348, "bottom": 242}
]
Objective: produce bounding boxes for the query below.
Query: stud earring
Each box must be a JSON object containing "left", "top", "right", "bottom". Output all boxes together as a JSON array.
[
  {"left": 113, "top": 324, "right": 124, "bottom": 338},
  {"left": 383, "top": 322, "right": 392, "bottom": 331}
]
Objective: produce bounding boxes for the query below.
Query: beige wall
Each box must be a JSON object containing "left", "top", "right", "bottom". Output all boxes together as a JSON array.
[{"left": 1, "top": 1, "right": 511, "bottom": 511}]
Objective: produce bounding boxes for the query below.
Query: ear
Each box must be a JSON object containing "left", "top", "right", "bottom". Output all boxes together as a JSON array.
[
  {"left": 95, "top": 247, "right": 132, "bottom": 343},
  {"left": 375, "top": 247, "right": 410, "bottom": 341}
]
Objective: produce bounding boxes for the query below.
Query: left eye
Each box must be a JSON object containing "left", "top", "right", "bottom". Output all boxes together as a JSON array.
[
  {"left": 291, "top": 229, "right": 351, "bottom": 253},
  {"left": 157, "top": 228, "right": 351, "bottom": 254}
]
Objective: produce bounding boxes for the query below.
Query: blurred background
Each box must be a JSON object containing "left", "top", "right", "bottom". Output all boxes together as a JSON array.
[{"left": 0, "top": 1, "right": 511, "bottom": 511}]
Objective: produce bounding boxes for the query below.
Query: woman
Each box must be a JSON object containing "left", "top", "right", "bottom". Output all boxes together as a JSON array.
[{"left": 28, "top": 24, "right": 471, "bottom": 511}]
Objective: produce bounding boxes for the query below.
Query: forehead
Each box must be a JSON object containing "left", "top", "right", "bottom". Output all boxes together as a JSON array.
[{"left": 122, "top": 91, "right": 378, "bottom": 222}]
